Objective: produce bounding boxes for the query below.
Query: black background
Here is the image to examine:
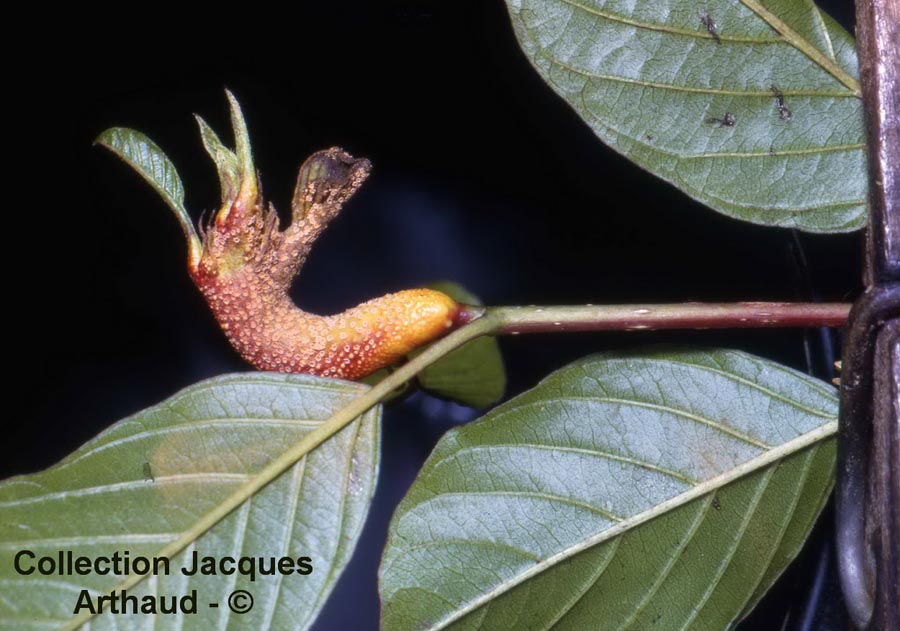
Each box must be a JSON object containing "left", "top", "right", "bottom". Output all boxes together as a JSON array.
[{"left": 7, "top": 1, "right": 861, "bottom": 628}]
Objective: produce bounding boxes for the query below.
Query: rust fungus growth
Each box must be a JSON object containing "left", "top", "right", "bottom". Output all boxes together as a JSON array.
[{"left": 102, "top": 93, "right": 478, "bottom": 380}]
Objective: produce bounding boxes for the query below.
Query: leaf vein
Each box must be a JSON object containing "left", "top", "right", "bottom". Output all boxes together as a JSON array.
[
  {"left": 677, "top": 466, "right": 776, "bottom": 629},
  {"left": 615, "top": 495, "right": 716, "bottom": 630},
  {"left": 543, "top": 52, "right": 855, "bottom": 98},
  {"left": 680, "top": 143, "right": 864, "bottom": 160},
  {"left": 554, "top": 0, "right": 779, "bottom": 44},
  {"left": 429, "top": 490, "right": 625, "bottom": 522},
  {"left": 58, "top": 419, "right": 318, "bottom": 471},
  {"left": 304, "top": 418, "right": 364, "bottom": 619},
  {"left": 545, "top": 538, "right": 622, "bottom": 630},
  {"left": 584, "top": 355, "right": 837, "bottom": 418},
  {"left": 0, "top": 473, "right": 249, "bottom": 509},
  {"left": 258, "top": 457, "right": 307, "bottom": 631},
  {"left": 493, "top": 395, "right": 772, "bottom": 449},
  {"left": 433, "top": 442, "right": 697, "bottom": 485},
  {"left": 0, "top": 534, "right": 177, "bottom": 550}
]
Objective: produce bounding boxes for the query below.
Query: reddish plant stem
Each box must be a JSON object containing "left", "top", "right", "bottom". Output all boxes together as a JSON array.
[{"left": 487, "top": 302, "right": 851, "bottom": 334}]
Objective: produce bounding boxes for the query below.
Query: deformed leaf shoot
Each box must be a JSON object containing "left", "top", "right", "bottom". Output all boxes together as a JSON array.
[{"left": 98, "top": 93, "right": 481, "bottom": 380}]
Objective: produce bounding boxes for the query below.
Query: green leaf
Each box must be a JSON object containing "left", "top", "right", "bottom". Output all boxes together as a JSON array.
[
  {"left": 95, "top": 127, "right": 200, "bottom": 245},
  {"left": 416, "top": 282, "right": 506, "bottom": 408},
  {"left": 225, "top": 90, "right": 256, "bottom": 190},
  {"left": 380, "top": 348, "right": 837, "bottom": 630},
  {"left": 505, "top": 0, "right": 866, "bottom": 233},
  {"left": 195, "top": 114, "right": 241, "bottom": 205},
  {"left": 0, "top": 373, "right": 380, "bottom": 630},
  {"left": 361, "top": 368, "right": 412, "bottom": 403}
]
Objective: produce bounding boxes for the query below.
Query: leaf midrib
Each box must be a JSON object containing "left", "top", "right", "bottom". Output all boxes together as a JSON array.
[
  {"left": 531, "top": 0, "right": 860, "bottom": 96},
  {"left": 738, "top": 0, "right": 860, "bottom": 95}
]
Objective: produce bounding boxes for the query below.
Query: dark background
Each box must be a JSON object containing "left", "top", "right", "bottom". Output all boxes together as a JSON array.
[{"left": 7, "top": 1, "right": 861, "bottom": 629}]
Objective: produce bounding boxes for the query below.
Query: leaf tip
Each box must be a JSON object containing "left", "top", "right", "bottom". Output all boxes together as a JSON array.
[{"left": 223, "top": 89, "right": 257, "bottom": 200}]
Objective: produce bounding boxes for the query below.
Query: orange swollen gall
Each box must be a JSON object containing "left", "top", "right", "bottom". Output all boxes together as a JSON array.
[{"left": 100, "top": 92, "right": 479, "bottom": 380}]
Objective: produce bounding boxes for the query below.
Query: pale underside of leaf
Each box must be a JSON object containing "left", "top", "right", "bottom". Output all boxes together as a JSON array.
[
  {"left": 505, "top": 0, "right": 866, "bottom": 233},
  {"left": 0, "top": 373, "right": 381, "bottom": 631},
  {"left": 379, "top": 349, "right": 838, "bottom": 630}
]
